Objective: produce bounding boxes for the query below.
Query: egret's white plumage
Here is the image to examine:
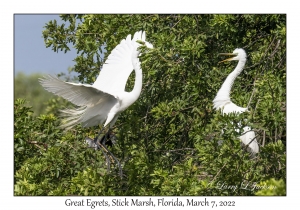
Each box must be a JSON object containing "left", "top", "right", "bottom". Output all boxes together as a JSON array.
[
  {"left": 213, "top": 48, "right": 259, "bottom": 155},
  {"left": 40, "top": 31, "right": 153, "bottom": 130}
]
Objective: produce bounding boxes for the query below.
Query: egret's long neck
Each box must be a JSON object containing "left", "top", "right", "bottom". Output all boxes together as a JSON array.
[
  {"left": 130, "top": 60, "right": 143, "bottom": 102},
  {"left": 214, "top": 58, "right": 246, "bottom": 107}
]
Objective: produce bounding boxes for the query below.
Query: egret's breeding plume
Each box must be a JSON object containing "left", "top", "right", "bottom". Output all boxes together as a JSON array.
[
  {"left": 40, "top": 31, "right": 153, "bottom": 175},
  {"left": 213, "top": 48, "right": 259, "bottom": 155}
]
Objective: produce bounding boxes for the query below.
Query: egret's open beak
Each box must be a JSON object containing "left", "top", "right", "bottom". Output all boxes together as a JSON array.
[{"left": 218, "top": 53, "right": 238, "bottom": 63}]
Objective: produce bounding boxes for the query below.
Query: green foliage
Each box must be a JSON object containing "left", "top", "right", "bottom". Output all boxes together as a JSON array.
[
  {"left": 14, "top": 72, "right": 78, "bottom": 116},
  {"left": 14, "top": 99, "right": 109, "bottom": 195},
  {"left": 15, "top": 14, "right": 286, "bottom": 196},
  {"left": 255, "top": 178, "right": 286, "bottom": 196},
  {"left": 14, "top": 73, "right": 55, "bottom": 116}
]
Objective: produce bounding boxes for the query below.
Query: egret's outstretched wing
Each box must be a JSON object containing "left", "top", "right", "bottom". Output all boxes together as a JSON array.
[
  {"left": 39, "top": 75, "right": 119, "bottom": 129},
  {"left": 39, "top": 75, "right": 117, "bottom": 106},
  {"left": 92, "top": 31, "right": 145, "bottom": 95}
]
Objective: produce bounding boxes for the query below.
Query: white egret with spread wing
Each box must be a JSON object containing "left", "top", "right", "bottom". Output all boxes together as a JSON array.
[
  {"left": 213, "top": 48, "right": 259, "bottom": 155},
  {"left": 40, "top": 31, "right": 153, "bottom": 175}
]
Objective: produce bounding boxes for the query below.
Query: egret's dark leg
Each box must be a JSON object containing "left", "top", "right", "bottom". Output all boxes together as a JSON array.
[
  {"left": 96, "top": 132, "right": 123, "bottom": 177},
  {"left": 85, "top": 126, "right": 111, "bottom": 171},
  {"left": 94, "top": 126, "right": 107, "bottom": 146},
  {"left": 90, "top": 128, "right": 123, "bottom": 177},
  {"left": 85, "top": 135, "right": 111, "bottom": 171}
]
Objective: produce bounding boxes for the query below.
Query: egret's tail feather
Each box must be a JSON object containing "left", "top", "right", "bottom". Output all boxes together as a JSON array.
[{"left": 59, "top": 106, "right": 86, "bottom": 130}]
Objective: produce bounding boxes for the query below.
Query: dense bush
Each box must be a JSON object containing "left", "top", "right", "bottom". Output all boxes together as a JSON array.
[{"left": 14, "top": 14, "right": 286, "bottom": 195}]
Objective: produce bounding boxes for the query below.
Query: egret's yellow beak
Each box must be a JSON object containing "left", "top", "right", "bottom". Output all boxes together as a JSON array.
[{"left": 218, "top": 53, "right": 238, "bottom": 63}]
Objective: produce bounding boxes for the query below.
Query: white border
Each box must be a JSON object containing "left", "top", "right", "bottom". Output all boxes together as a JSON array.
[{"left": 3, "top": 0, "right": 298, "bottom": 209}]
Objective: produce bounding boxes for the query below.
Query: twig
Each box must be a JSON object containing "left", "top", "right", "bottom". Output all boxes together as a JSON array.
[
  {"left": 247, "top": 78, "right": 257, "bottom": 109},
  {"left": 28, "top": 140, "right": 48, "bottom": 151},
  {"left": 270, "top": 40, "right": 281, "bottom": 58},
  {"left": 252, "top": 99, "right": 260, "bottom": 118},
  {"left": 172, "top": 15, "right": 183, "bottom": 29},
  {"left": 244, "top": 37, "right": 277, "bottom": 70},
  {"left": 262, "top": 130, "right": 265, "bottom": 147},
  {"left": 152, "top": 148, "right": 195, "bottom": 153},
  {"left": 210, "top": 162, "right": 228, "bottom": 184}
]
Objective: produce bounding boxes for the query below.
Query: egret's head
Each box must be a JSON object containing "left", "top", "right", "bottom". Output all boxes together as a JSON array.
[
  {"left": 135, "top": 31, "right": 154, "bottom": 49},
  {"left": 219, "top": 48, "right": 247, "bottom": 63},
  {"left": 141, "top": 31, "right": 153, "bottom": 49},
  {"left": 145, "top": 41, "right": 153, "bottom": 49}
]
